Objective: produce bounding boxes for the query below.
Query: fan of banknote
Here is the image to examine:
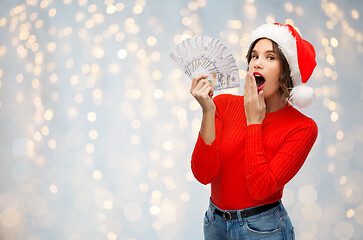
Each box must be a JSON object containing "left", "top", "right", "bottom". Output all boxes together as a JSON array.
[{"left": 170, "top": 35, "right": 240, "bottom": 90}]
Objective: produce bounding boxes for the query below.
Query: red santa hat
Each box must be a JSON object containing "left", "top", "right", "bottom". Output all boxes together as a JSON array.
[{"left": 248, "top": 23, "right": 317, "bottom": 108}]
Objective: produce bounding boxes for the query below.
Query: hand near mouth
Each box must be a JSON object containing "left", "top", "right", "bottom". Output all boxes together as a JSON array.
[
  {"left": 244, "top": 72, "right": 266, "bottom": 125},
  {"left": 253, "top": 72, "right": 266, "bottom": 92}
]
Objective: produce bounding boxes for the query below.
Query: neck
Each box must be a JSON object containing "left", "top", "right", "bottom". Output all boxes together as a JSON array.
[{"left": 265, "top": 95, "right": 287, "bottom": 113}]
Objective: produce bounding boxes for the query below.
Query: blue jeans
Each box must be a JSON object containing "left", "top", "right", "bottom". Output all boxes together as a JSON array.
[{"left": 204, "top": 200, "right": 295, "bottom": 240}]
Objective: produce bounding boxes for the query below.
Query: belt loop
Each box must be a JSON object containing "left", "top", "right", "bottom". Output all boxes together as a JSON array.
[
  {"left": 237, "top": 210, "right": 243, "bottom": 226},
  {"left": 209, "top": 198, "right": 215, "bottom": 212}
]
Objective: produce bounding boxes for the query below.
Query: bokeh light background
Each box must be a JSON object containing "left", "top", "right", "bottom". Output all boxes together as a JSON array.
[{"left": 0, "top": 0, "right": 363, "bottom": 239}]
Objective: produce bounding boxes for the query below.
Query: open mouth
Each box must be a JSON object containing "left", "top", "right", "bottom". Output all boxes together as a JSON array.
[{"left": 253, "top": 72, "right": 265, "bottom": 92}]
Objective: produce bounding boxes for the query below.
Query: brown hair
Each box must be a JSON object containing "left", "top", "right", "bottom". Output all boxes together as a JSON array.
[{"left": 246, "top": 38, "right": 293, "bottom": 99}]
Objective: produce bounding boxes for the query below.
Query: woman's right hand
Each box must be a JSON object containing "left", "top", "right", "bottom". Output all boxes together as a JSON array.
[{"left": 190, "top": 74, "right": 216, "bottom": 113}]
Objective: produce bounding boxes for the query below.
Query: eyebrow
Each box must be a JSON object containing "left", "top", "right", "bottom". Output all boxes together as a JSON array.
[{"left": 252, "top": 50, "right": 276, "bottom": 54}]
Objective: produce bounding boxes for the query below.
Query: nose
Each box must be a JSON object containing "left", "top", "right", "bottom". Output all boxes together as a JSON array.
[{"left": 253, "top": 58, "right": 263, "bottom": 70}]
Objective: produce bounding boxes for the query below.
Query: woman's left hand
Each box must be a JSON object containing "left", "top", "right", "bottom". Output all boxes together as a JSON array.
[{"left": 244, "top": 72, "right": 266, "bottom": 125}]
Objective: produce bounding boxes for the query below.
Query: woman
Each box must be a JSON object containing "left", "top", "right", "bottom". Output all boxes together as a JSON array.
[{"left": 190, "top": 23, "right": 318, "bottom": 239}]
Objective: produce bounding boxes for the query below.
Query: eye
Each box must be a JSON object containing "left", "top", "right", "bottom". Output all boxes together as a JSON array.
[
  {"left": 267, "top": 55, "right": 275, "bottom": 60},
  {"left": 252, "top": 54, "right": 258, "bottom": 59}
]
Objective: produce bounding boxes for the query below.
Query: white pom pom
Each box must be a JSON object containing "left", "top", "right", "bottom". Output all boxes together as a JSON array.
[{"left": 289, "top": 84, "right": 315, "bottom": 108}]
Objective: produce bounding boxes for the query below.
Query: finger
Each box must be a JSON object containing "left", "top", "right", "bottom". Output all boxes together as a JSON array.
[
  {"left": 258, "top": 90, "right": 265, "bottom": 106},
  {"left": 193, "top": 79, "right": 208, "bottom": 94},
  {"left": 244, "top": 73, "right": 253, "bottom": 99},
  {"left": 209, "top": 87, "right": 214, "bottom": 98},
  {"left": 247, "top": 72, "right": 255, "bottom": 88},
  {"left": 191, "top": 74, "right": 209, "bottom": 92},
  {"left": 245, "top": 72, "right": 251, "bottom": 87},
  {"left": 248, "top": 72, "right": 258, "bottom": 95},
  {"left": 199, "top": 81, "right": 212, "bottom": 94},
  {"left": 250, "top": 73, "right": 257, "bottom": 87},
  {"left": 202, "top": 85, "right": 213, "bottom": 98},
  {"left": 244, "top": 82, "right": 249, "bottom": 100}
]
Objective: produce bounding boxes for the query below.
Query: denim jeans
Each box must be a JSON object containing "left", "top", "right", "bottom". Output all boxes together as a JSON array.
[{"left": 203, "top": 200, "right": 295, "bottom": 240}]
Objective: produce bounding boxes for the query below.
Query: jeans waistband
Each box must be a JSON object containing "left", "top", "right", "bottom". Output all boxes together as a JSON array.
[{"left": 209, "top": 199, "right": 282, "bottom": 220}]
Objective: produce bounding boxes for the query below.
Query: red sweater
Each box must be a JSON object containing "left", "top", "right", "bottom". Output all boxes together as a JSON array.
[{"left": 191, "top": 94, "right": 318, "bottom": 210}]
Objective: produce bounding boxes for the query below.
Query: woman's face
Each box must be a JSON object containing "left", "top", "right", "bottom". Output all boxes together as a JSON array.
[{"left": 248, "top": 38, "right": 281, "bottom": 100}]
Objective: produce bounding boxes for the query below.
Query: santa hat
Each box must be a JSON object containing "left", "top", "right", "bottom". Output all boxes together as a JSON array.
[{"left": 248, "top": 23, "right": 317, "bottom": 108}]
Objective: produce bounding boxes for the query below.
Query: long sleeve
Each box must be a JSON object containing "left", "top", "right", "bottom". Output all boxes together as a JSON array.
[
  {"left": 244, "top": 118, "right": 318, "bottom": 200},
  {"left": 191, "top": 94, "right": 230, "bottom": 185}
]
